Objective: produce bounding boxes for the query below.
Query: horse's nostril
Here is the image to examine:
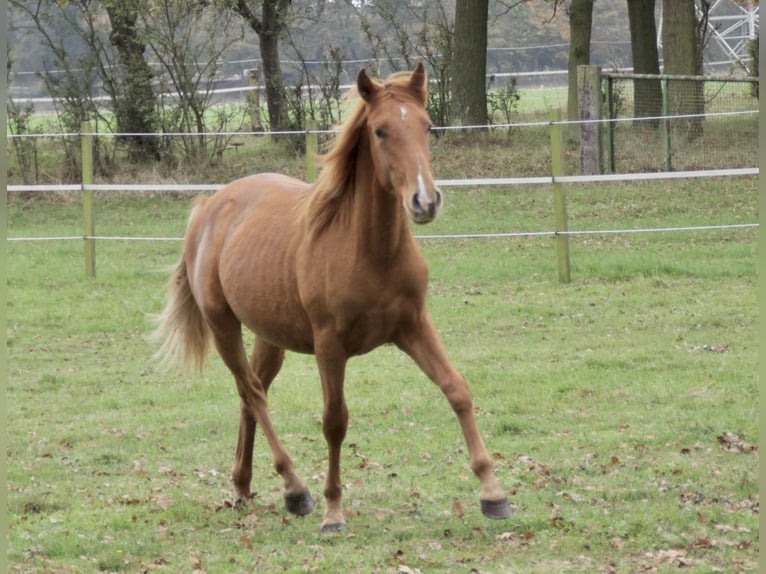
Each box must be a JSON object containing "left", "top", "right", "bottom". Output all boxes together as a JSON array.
[{"left": 412, "top": 192, "right": 422, "bottom": 212}]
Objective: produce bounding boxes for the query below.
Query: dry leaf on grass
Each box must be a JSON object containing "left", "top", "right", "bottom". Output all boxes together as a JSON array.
[
  {"left": 644, "top": 549, "right": 692, "bottom": 568},
  {"left": 717, "top": 432, "right": 756, "bottom": 453}
]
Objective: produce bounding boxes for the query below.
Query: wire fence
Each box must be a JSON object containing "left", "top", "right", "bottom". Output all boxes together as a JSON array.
[
  {"left": 602, "top": 73, "right": 759, "bottom": 172},
  {"left": 6, "top": 121, "right": 758, "bottom": 242},
  {"left": 6, "top": 104, "right": 758, "bottom": 281}
]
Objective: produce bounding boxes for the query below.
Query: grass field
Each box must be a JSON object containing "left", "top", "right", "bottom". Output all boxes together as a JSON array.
[{"left": 6, "top": 163, "right": 758, "bottom": 573}]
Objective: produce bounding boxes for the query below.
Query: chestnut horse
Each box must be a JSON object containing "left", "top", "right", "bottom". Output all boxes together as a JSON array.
[{"left": 153, "top": 63, "right": 512, "bottom": 532}]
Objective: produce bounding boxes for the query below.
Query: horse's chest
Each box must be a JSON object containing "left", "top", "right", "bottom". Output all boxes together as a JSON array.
[
  {"left": 298, "top": 243, "right": 429, "bottom": 355},
  {"left": 335, "top": 281, "right": 423, "bottom": 356}
]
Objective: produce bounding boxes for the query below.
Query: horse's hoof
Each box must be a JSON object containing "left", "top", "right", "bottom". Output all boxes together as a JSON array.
[
  {"left": 481, "top": 497, "right": 514, "bottom": 519},
  {"left": 284, "top": 490, "right": 315, "bottom": 516},
  {"left": 233, "top": 492, "right": 254, "bottom": 509},
  {"left": 320, "top": 521, "right": 345, "bottom": 534}
]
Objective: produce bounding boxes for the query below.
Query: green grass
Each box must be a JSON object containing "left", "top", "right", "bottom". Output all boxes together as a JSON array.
[{"left": 7, "top": 165, "right": 758, "bottom": 572}]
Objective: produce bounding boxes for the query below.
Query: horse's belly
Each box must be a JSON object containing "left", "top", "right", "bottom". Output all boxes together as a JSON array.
[
  {"left": 215, "top": 184, "right": 315, "bottom": 353},
  {"left": 219, "top": 246, "right": 315, "bottom": 353},
  {"left": 240, "top": 300, "right": 315, "bottom": 354}
]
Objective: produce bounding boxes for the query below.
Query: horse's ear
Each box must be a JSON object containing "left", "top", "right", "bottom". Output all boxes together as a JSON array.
[
  {"left": 408, "top": 62, "right": 427, "bottom": 105},
  {"left": 357, "top": 68, "right": 379, "bottom": 102}
]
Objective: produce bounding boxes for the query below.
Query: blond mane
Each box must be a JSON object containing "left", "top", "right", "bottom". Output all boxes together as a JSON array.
[{"left": 303, "top": 70, "right": 427, "bottom": 237}]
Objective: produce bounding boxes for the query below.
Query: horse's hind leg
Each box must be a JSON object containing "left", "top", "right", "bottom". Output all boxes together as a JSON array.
[
  {"left": 206, "top": 311, "right": 313, "bottom": 515},
  {"left": 230, "top": 338, "right": 284, "bottom": 504}
]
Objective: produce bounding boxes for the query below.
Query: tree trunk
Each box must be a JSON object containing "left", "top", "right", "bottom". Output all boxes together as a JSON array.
[
  {"left": 748, "top": 35, "right": 758, "bottom": 97},
  {"left": 450, "top": 0, "right": 489, "bottom": 126},
  {"left": 259, "top": 0, "right": 289, "bottom": 131},
  {"left": 627, "top": 0, "right": 661, "bottom": 125},
  {"left": 233, "top": 0, "right": 290, "bottom": 132},
  {"left": 661, "top": 0, "right": 703, "bottom": 139},
  {"left": 105, "top": 2, "right": 160, "bottom": 161},
  {"left": 567, "top": 0, "right": 594, "bottom": 141}
]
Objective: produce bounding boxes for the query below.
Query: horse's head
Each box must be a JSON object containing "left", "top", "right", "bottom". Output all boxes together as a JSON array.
[{"left": 357, "top": 63, "right": 442, "bottom": 225}]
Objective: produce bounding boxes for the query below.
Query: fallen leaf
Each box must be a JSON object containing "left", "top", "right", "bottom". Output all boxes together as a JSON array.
[
  {"left": 646, "top": 549, "right": 692, "bottom": 567},
  {"left": 717, "top": 432, "right": 756, "bottom": 453},
  {"left": 689, "top": 537, "right": 713, "bottom": 550},
  {"left": 610, "top": 537, "right": 625, "bottom": 550},
  {"left": 451, "top": 499, "right": 464, "bottom": 518},
  {"left": 190, "top": 556, "right": 205, "bottom": 574},
  {"left": 689, "top": 344, "right": 730, "bottom": 353},
  {"left": 152, "top": 495, "right": 174, "bottom": 509},
  {"left": 239, "top": 536, "right": 252, "bottom": 549},
  {"left": 714, "top": 524, "right": 751, "bottom": 533}
]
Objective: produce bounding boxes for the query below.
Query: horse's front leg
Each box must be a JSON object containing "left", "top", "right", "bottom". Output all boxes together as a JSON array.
[
  {"left": 314, "top": 337, "right": 350, "bottom": 533},
  {"left": 396, "top": 312, "right": 513, "bottom": 519}
]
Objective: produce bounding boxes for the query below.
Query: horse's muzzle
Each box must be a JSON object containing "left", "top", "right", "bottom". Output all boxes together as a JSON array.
[{"left": 410, "top": 189, "right": 442, "bottom": 224}]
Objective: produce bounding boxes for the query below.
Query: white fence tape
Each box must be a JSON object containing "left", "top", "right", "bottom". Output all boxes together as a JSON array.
[
  {"left": 6, "top": 167, "right": 758, "bottom": 196},
  {"left": 6, "top": 223, "right": 758, "bottom": 243}
]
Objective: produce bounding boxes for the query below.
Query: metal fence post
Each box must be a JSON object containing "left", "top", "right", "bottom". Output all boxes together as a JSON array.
[
  {"left": 81, "top": 120, "right": 95, "bottom": 278},
  {"left": 550, "top": 108, "right": 571, "bottom": 284}
]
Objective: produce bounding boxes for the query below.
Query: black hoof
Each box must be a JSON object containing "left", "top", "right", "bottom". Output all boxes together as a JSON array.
[
  {"left": 284, "top": 490, "right": 315, "bottom": 516},
  {"left": 481, "top": 497, "right": 514, "bottom": 519},
  {"left": 320, "top": 522, "right": 345, "bottom": 534}
]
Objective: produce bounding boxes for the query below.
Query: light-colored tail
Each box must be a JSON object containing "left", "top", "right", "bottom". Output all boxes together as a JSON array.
[{"left": 152, "top": 198, "right": 210, "bottom": 372}]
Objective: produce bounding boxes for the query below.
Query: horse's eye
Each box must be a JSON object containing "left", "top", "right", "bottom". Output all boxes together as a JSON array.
[{"left": 374, "top": 127, "right": 386, "bottom": 139}]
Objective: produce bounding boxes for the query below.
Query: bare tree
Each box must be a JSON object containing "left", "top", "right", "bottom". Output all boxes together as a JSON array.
[
  {"left": 224, "top": 0, "right": 292, "bottom": 131},
  {"left": 8, "top": 0, "right": 111, "bottom": 179},
  {"left": 566, "top": 0, "right": 594, "bottom": 134},
  {"left": 351, "top": 0, "right": 454, "bottom": 126},
  {"left": 142, "top": 0, "right": 245, "bottom": 162},
  {"left": 103, "top": 0, "right": 160, "bottom": 161}
]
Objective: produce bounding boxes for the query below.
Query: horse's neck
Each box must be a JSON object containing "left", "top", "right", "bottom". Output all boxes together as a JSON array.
[{"left": 352, "top": 143, "right": 409, "bottom": 262}]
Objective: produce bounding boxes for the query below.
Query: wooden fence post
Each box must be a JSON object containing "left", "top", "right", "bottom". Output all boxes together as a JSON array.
[
  {"left": 305, "top": 119, "right": 318, "bottom": 182},
  {"left": 662, "top": 78, "right": 672, "bottom": 171},
  {"left": 603, "top": 75, "right": 616, "bottom": 173},
  {"left": 81, "top": 120, "right": 95, "bottom": 278},
  {"left": 577, "top": 64, "right": 603, "bottom": 175},
  {"left": 550, "top": 108, "right": 571, "bottom": 284},
  {"left": 247, "top": 69, "right": 263, "bottom": 132}
]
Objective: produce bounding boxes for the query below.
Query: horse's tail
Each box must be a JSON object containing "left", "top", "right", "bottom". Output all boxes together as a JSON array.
[{"left": 151, "top": 198, "right": 210, "bottom": 372}]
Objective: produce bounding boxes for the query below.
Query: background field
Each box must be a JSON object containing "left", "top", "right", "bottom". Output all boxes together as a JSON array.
[{"left": 7, "top": 160, "right": 759, "bottom": 572}]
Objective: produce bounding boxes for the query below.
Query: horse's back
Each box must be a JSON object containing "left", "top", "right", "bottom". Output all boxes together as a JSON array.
[{"left": 206, "top": 172, "right": 309, "bottom": 221}]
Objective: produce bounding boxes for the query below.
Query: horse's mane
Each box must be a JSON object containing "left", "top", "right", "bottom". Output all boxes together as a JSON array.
[{"left": 303, "top": 70, "right": 425, "bottom": 238}]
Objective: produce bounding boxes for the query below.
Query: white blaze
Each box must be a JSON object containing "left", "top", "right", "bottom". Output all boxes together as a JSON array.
[
  {"left": 416, "top": 167, "right": 429, "bottom": 208},
  {"left": 400, "top": 106, "right": 408, "bottom": 121}
]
